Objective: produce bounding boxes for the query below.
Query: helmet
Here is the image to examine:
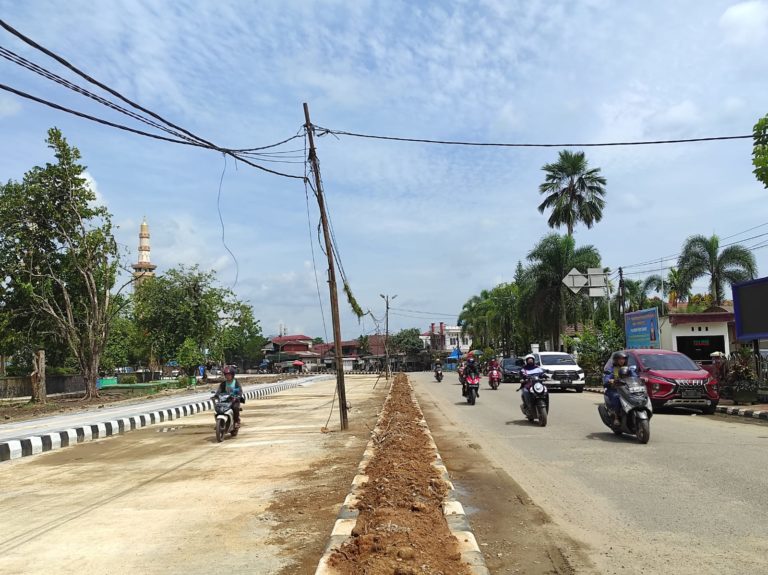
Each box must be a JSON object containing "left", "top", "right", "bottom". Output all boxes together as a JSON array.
[
  {"left": 612, "top": 351, "right": 628, "bottom": 362},
  {"left": 468, "top": 357, "right": 475, "bottom": 364},
  {"left": 524, "top": 354, "right": 535, "bottom": 363},
  {"left": 618, "top": 366, "right": 631, "bottom": 377},
  {"left": 223, "top": 365, "right": 236, "bottom": 376}
]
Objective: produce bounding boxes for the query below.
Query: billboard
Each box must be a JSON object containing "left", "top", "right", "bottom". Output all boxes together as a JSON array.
[
  {"left": 733, "top": 276, "right": 768, "bottom": 341},
  {"left": 624, "top": 308, "right": 661, "bottom": 349}
]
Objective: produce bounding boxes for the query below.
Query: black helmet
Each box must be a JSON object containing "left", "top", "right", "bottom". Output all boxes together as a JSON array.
[
  {"left": 612, "top": 351, "right": 628, "bottom": 362},
  {"left": 618, "top": 366, "right": 631, "bottom": 376}
]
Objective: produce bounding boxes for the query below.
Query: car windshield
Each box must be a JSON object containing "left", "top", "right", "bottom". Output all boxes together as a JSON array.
[
  {"left": 640, "top": 353, "right": 699, "bottom": 371},
  {"left": 502, "top": 359, "right": 519, "bottom": 368},
  {"left": 540, "top": 354, "right": 577, "bottom": 366}
]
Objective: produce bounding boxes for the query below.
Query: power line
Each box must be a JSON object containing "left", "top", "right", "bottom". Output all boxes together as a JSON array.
[
  {"left": 390, "top": 306, "right": 459, "bottom": 317},
  {"left": 317, "top": 125, "right": 752, "bottom": 149}
]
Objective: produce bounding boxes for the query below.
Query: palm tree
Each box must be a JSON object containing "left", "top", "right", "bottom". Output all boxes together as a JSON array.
[
  {"left": 677, "top": 235, "right": 757, "bottom": 306},
  {"left": 524, "top": 233, "right": 601, "bottom": 350},
  {"left": 537, "top": 150, "right": 607, "bottom": 237},
  {"left": 645, "top": 268, "right": 691, "bottom": 307}
]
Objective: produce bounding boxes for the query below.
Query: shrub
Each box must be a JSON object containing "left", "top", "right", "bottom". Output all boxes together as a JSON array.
[{"left": 120, "top": 375, "right": 137, "bottom": 385}]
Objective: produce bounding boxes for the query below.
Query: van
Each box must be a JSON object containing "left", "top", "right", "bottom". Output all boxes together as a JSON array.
[{"left": 532, "top": 352, "right": 585, "bottom": 392}]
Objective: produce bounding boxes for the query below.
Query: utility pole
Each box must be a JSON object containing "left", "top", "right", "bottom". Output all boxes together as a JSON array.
[
  {"left": 618, "top": 267, "right": 626, "bottom": 318},
  {"left": 303, "top": 103, "right": 348, "bottom": 430},
  {"left": 380, "top": 293, "right": 397, "bottom": 380}
]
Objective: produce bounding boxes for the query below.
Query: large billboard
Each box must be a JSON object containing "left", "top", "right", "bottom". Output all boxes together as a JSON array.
[
  {"left": 624, "top": 308, "right": 661, "bottom": 349},
  {"left": 733, "top": 276, "right": 768, "bottom": 341}
]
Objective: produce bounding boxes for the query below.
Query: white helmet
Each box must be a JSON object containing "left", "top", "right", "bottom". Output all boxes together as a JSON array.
[{"left": 524, "top": 354, "right": 536, "bottom": 363}]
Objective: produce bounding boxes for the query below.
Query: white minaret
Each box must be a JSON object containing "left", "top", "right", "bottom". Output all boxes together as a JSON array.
[{"left": 131, "top": 217, "right": 157, "bottom": 283}]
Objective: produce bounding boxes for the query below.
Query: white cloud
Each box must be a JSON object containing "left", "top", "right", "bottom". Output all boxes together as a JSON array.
[
  {"left": 0, "top": 94, "right": 21, "bottom": 118},
  {"left": 719, "top": 1, "right": 768, "bottom": 46},
  {"left": 82, "top": 171, "right": 107, "bottom": 207}
]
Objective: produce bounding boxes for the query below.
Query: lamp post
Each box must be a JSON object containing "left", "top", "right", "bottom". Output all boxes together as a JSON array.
[{"left": 380, "top": 293, "right": 397, "bottom": 379}]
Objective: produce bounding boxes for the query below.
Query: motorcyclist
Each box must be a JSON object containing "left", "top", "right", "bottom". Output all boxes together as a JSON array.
[
  {"left": 216, "top": 365, "right": 243, "bottom": 428},
  {"left": 462, "top": 356, "right": 480, "bottom": 397},
  {"left": 603, "top": 351, "right": 636, "bottom": 426},
  {"left": 518, "top": 354, "right": 544, "bottom": 409},
  {"left": 488, "top": 356, "right": 500, "bottom": 372}
]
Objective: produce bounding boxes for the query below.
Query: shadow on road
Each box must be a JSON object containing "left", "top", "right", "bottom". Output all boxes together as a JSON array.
[
  {"left": 506, "top": 419, "right": 535, "bottom": 426},
  {"left": 585, "top": 431, "right": 637, "bottom": 443}
]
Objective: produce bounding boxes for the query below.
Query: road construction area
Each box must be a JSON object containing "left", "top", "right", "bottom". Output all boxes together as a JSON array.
[{"left": 0, "top": 375, "right": 387, "bottom": 575}]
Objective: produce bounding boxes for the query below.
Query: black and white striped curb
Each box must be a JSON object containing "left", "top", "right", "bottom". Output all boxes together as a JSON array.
[
  {"left": 0, "top": 380, "right": 303, "bottom": 463},
  {"left": 314, "top": 376, "right": 489, "bottom": 575}
]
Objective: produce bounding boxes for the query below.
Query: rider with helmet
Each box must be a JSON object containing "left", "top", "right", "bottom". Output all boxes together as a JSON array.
[
  {"left": 216, "top": 365, "right": 244, "bottom": 428},
  {"left": 518, "top": 354, "right": 544, "bottom": 408},
  {"left": 603, "top": 351, "right": 636, "bottom": 425},
  {"left": 462, "top": 356, "right": 480, "bottom": 397}
]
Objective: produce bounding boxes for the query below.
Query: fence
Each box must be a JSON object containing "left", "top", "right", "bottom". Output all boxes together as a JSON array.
[{"left": 0, "top": 375, "right": 86, "bottom": 398}]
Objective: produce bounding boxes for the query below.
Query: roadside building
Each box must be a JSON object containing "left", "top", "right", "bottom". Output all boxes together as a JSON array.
[
  {"left": 659, "top": 305, "right": 736, "bottom": 363},
  {"left": 261, "top": 334, "right": 321, "bottom": 371}
]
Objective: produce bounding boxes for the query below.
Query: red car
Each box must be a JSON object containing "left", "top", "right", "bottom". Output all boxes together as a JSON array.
[{"left": 606, "top": 349, "right": 719, "bottom": 414}]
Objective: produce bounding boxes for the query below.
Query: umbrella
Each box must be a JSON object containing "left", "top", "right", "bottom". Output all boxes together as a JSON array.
[{"left": 292, "top": 360, "right": 305, "bottom": 366}]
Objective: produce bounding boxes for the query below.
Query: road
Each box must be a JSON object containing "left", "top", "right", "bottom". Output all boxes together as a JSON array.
[
  {"left": 0, "top": 375, "right": 386, "bottom": 575},
  {"left": 0, "top": 376, "right": 326, "bottom": 442},
  {"left": 411, "top": 371, "right": 768, "bottom": 575}
]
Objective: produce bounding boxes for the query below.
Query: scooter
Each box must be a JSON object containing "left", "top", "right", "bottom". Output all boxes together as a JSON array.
[
  {"left": 212, "top": 391, "right": 240, "bottom": 442},
  {"left": 435, "top": 367, "right": 443, "bottom": 382},
  {"left": 464, "top": 374, "right": 481, "bottom": 405},
  {"left": 598, "top": 369, "right": 652, "bottom": 444},
  {"left": 488, "top": 367, "right": 501, "bottom": 390},
  {"left": 519, "top": 374, "right": 549, "bottom": 427}
]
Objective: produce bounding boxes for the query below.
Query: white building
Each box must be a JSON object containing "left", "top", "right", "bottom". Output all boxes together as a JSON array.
[
  {"left": 425, "top": 322, "right": 472, "bottom": 353},
  {"left": 658, "top": 307, "right": 735, "bottom": 362}
]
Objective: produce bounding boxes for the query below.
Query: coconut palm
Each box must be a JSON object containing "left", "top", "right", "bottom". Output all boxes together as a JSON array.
[
  {"left": 677, "top": 235, "right": 757, "bottom": 306},
  {"left": 644, "top": 268, "right": 691, "bottom": 307},
  {"left": 537, "top": 150, "right": 607, "bottom": 237},
  {"left": 524, "top": 233, "right": 601, "bottom": 350}
]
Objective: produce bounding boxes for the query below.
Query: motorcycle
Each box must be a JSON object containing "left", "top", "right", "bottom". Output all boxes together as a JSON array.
[
  {"left": 488, "top": 367, "right": 501, "bottom": 390},
  {"left": 435, "top": 367, "right": 443, "bottom": 382},
  {"left": 212, "top": 391, "right": 241, "bottom": 442},
  {"left": 519, "top": 373, "right": 549, "bottom": 427},
  {"left": 598, "top": 371, "right": 652, "bottom": 444},
  {"left": 458, "top": 366, "right": 466, "bottom": 386},
  {"left": 463, "top": 374, "right": 481, "bottom": 405}
]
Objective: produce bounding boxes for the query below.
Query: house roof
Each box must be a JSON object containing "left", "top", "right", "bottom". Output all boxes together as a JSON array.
[
  {"left": 270, "top": 334, "right": 313, "bottom": 344},
  {"left": 669, "top": 311, "right": 734, "bottom": 326}
]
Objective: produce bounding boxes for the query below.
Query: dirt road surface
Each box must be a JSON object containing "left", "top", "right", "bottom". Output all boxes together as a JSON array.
[{"left": 0, "top": 375, "right": 387, "bottom": 575}]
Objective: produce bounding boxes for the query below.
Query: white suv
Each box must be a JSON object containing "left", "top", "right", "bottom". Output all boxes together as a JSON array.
[{"left": 532, "top": 352, "right": 585, "bottom": 392}]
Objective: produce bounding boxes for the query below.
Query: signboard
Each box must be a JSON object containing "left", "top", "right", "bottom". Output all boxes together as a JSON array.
[
  {"left": 733, "top": 276, "right": 768, "bottom": 341},
  {"left": 624, "top": 308, "right": 661, "bottom": 349}
]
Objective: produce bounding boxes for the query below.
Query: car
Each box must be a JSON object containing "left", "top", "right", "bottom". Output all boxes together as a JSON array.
[
  {"left": 606, "top": 349, "right": 719, "bottom": 414},
  {"left": 501, "top": 357, "right": 524, "bottom": 383},
  {"left": 532, "top": 352, "right": 585, "bottom": 392}
]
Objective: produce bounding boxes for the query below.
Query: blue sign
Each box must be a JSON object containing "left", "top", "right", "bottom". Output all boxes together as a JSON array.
[{"left": 625, "top": 308, "right": 660, "bottom": 349}]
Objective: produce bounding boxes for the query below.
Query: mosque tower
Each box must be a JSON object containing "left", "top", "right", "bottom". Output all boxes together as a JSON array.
[{"left": 131, "top": 217, "right": 157, "bottom": 284}]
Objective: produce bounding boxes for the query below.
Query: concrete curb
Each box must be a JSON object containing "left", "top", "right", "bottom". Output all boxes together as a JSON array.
[
  {"left": 584, "top": 387, "right": 768, "bottom": 422},
  {"left": 0, "top": 380, "right": 304, "bottom": 463},
  {"left": 314, "top": 376, "right": 490, "bottom": 575}
]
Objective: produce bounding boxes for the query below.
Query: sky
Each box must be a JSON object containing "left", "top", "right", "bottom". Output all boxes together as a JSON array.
[{"left": 1, "top": 0, "right": 767, "bottom": 341}]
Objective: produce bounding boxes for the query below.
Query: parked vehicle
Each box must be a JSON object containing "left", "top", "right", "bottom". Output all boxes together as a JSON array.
[
  {"left": 501, "top": 357, "right": 524, "bottom": 382},
  {"left": 520, "top": 373, "right": 549, "bottom": 426},
  {"left": 532, "top": 352, "right": 585, "bottom": 392},
  {"left": 212, "top": 391, "right": 240, "bottom": 442},
  {"left": 435, "top": 366, "right": 443, "bottom": 382},
  {"left": 607, "top": 349, "right": 719, "bottom": 414},
  {"left": 488, "top": 366, "right": 501, "bottom": 389},
  {"left": 598, "top": 367, "right": 652, "bottom": 443},
  {"left": 464, "top": 374, "right": 481, "bottom": 405}
]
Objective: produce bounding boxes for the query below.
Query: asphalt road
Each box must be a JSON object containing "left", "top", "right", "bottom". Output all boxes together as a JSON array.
[
  {"left": 0, "top": 375, "right": 329, "bottom": 442},
  {"left": 0, "top": 375, "right": 386, "bottom": 575},
  {"left": 411, "top": 371, "right": 768, "bottom": 575}
]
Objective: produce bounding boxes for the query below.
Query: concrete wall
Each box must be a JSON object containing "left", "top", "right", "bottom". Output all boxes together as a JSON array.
[{"left": 0, "top": 375, "right": 86, "bottom": 398}]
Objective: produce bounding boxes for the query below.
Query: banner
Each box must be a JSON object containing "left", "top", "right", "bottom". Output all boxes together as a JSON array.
[{"left": 624, "top": 308, "right": 661, "bottom": 349}]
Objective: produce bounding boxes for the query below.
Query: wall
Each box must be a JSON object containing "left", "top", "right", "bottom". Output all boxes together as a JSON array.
[{"left": 0, "top": 375, "right": 86, "bottom": 398}]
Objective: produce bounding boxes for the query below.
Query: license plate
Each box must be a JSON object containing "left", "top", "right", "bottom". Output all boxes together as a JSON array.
[{"left": 682, "top": 390, "right": 701, "bottom": 398}]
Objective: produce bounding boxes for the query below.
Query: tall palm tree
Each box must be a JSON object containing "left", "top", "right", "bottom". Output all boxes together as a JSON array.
[
  {"left": 537, "top": 150, "right": 607, "bottom": 237},
  {"left": 677, "top": 235, "right": 757, "bottom": 306},
  {"left": 645, "top": 268, "right": 691, "bottom": 307},
  {"left": 525, "top": 233, "right": 601, "bottom": 350}
]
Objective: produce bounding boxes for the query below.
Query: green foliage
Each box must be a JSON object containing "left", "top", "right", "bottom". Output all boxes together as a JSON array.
[
  {"left": 727, "top": 349, "right": 758, "bottom": 391},
  {"left": 343, "top": 281, "right": 364, "bottom": 318},
  {"left": 458, "top": 282, "right": 519, "bottom": 356},
  {"left": 677, "top": 234, "right": 756, "bottom": 306},
  {"left": 391, "top": 328, "right": 423, "bottom": 356},
  {"left": 357, "top": 335, "right": 371, "bottom": 356},
  {"left": 754, "top": 114, "right": 768, "bottom": 189},
  {"left": 176, "top": 337, "right": 205, "bottom": 376},
  {"left": 313, "top": 337, "right": 325, "bottom": 344},
  {"left": 565, "top": 320, "right": 624, "bottom": 382},
  {"left": 537, "top": 150, "right": 607, "bottom": 236},
  {"left": 0, "top": 128, "right": 121, "bottom": 397},
  {"left": 120, "top": 375, "right": 137, "bottom": 385}
]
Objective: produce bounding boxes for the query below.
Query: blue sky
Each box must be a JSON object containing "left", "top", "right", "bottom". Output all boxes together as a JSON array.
[{"left": 1, "top": 0, "right": 767, "bottom": 340}]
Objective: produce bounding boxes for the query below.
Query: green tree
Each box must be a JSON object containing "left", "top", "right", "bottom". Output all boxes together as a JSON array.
[
  {"left": 677, "top": 235, "right": 757, "bottom": 306},
  {"left": 565, "top": 320, "right": 625, "bottom": 382},
  {"left": 754, "top": 114, "right": 768, "bottom": 189},
  {"left": 0, "top": 128, "right": 123, "bottom": 399},
  {"left": 459, "top": 282, "right": 518, "bottom": 356},
  {"left": 177, "top": 337, "right": 205, "bottom": 377},
  {"left": 213, "top": 301, "right": 266, "bottom": 368},
  {"left": 357, "top": 335, "right": 371, "bottom": 356},
  {"left": 522, "top": 234, "right": 601, "bottom": 350},
  {"left": 391, "top": 328, "right": 423, "bottom": 356},
  {"left": 537, "top": 150, "right": 607, "bottom": 236},
  {"left": 312, "top": 337, "right": 325, "bottom": 345}
]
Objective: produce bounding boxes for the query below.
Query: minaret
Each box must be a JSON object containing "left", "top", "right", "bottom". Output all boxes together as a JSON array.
[{"left": 132, "top": 217, "right": 157, "bottom": 284}]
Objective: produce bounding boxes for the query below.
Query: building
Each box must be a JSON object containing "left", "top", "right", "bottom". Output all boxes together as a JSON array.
[
  {"left": 131, "top": 217, "right": 157, "bottom": 284},
  {"left": 261, "top": 334, "right": 321, "bottom": 370},
  {"left": 658, "top": 305, "right": 736, "bottom": 362},
  {"left": 425, "top": 322, "right": 472, "bottom": 353},
  {"left": 315, "top": 335, "right": 388, "bottom": 372}
]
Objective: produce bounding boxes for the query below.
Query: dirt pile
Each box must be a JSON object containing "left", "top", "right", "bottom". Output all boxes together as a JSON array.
[{"left": 328, "top": 373, "right": 472, "bottom": 575}]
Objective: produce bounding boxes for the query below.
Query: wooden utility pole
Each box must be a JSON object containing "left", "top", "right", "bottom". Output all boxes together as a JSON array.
[
  {"left": 380, "top": 294, "right": 397, "bottom": 380},
  {"left": 618, "top": 267, "right": 626, "bottom": 318},
  {"left": 303, "top": 103, "right": 348, "bottom": 430}
]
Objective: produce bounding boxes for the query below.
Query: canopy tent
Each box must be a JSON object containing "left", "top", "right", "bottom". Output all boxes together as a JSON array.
[{"left": 447, "top": 348, "right": 462, "bottom": 360}]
